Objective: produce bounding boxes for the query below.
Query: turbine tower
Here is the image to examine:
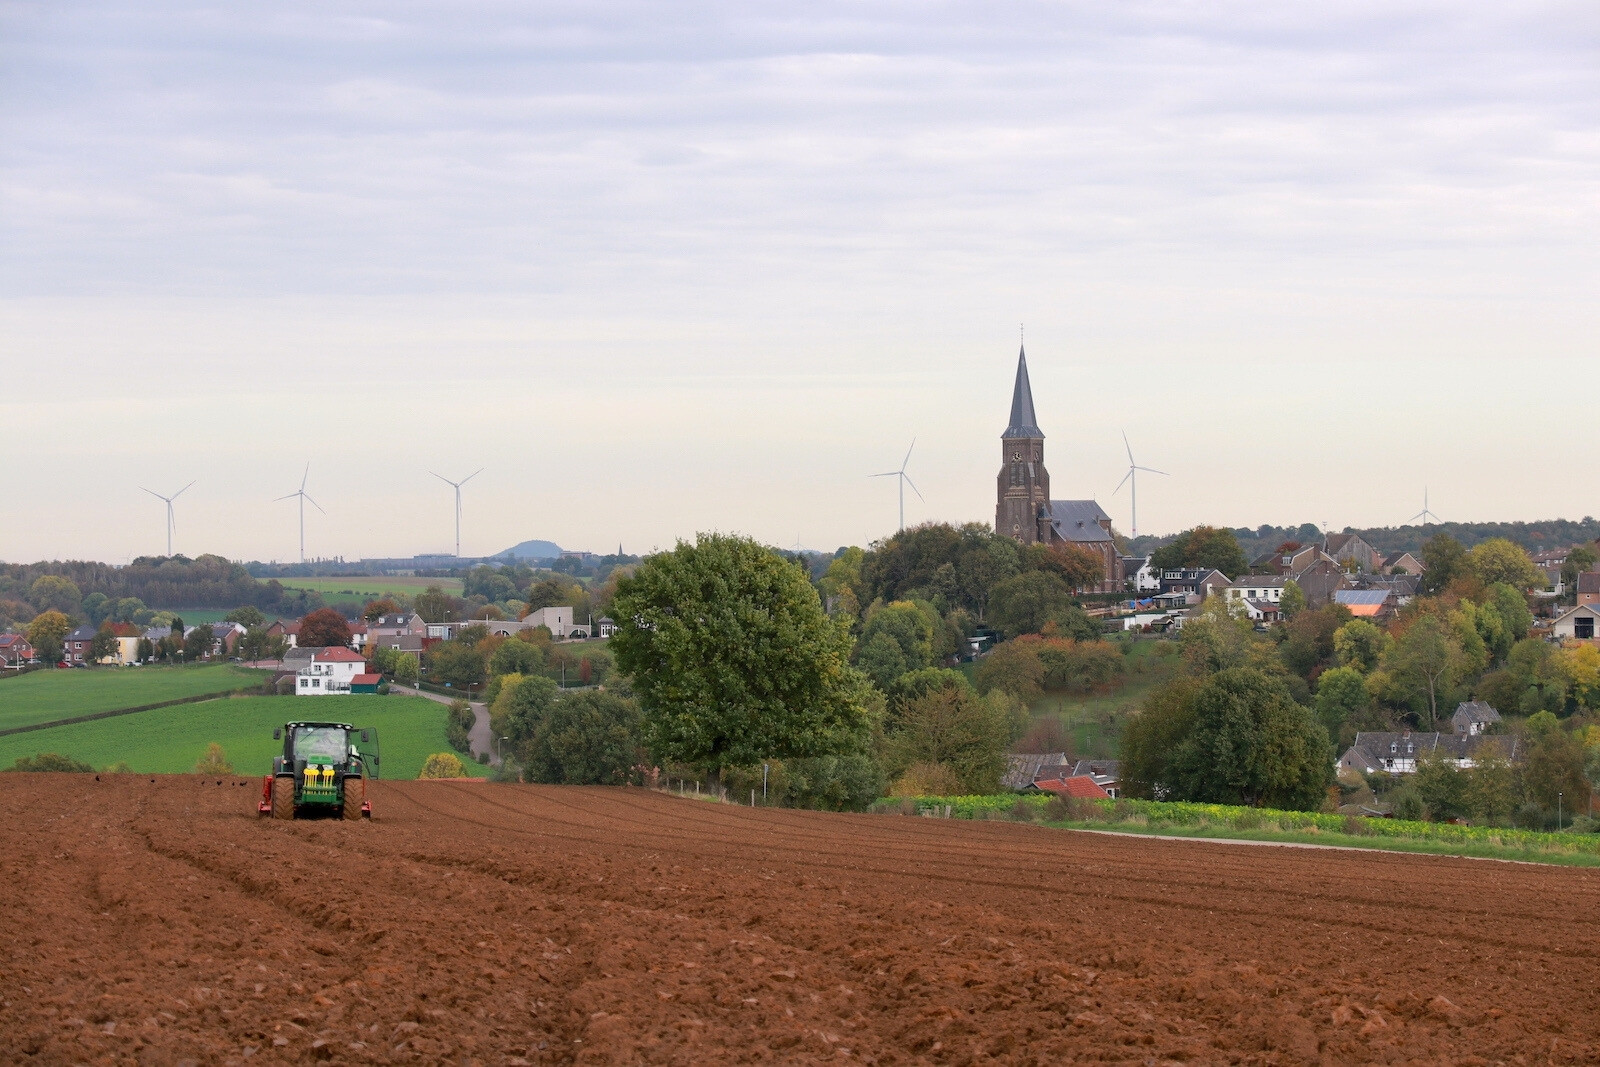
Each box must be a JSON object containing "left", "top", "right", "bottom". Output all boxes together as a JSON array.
[
  {"left": 1410, "top": 488, "right": 1441, "bottom": 526},
  {"left": 1111, "top": 431, "right": 1166, "bottom": 539},
  {"left": 139, "top": 481, "right": 194, "bottom": 556},
  {"left": 274, "top": 464, "right": 324, "bottom": 563},
  {"left": 430, "top": 468, "right": 484, "bottom": 557},
  {"left": 872, "top": 439, "right": 924, "bottom": 532}
]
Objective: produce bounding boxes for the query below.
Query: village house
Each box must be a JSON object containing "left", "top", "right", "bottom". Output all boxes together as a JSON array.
[
  {"left": 294, "top": 647, "right": 368, "bottom": 696},
  {"left": 1334, "top": 588, "right": 1396, "bottom": 621},
  {"left": 1577, "top": 572, "right": 1600, "bottom": 608},
  {"left": 1029, "top": 774, "right": 1111, "bottom": 800},
  {"left": 1451, "top": 700, "right": 1502, "bottom": 736},
  {"left": 265, "top": 619, "right": 300, "bottom": 649},
  {"left": 1381, "top": 551, "right": 1424, "bottom": 576},
  {"left": 0, "top": 633, "right": 35, "bottom": 668},
  {"left": 63, "top": 624, "right": 97, "bottom": 664},
  {"left": 1158, "top": 568, "right": 1231, "bottom": 604},
  {"left": 1550, "top": 603, "right": 1600, "bottom": 644},
  {"left": 1003, "top": 752, "right": 1070, "bottom": 792},
  {"left": 371, "top": 613, "right": 426, "bottom": 655},
  {"left": 1324, "top": 532, "right": 1384, "bottom": 574},
  {"left": 1340, "top": 702, "right": 1512, "bottom": 776}
]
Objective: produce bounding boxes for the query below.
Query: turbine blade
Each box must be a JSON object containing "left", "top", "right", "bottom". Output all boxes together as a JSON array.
[
  {"left": 140, "top": 486, "right": 165, "bottom": 501},
  {"left": 303, "top": 494, "right": 325, "bottom": 514},
  {"left": 301, "top": 462, "right": 310, "bottom": 492},
  {"left": 1122, "top": 430, "right": 1134, "bottom": 465},
  {"left": 901, "top": 438, "right": 916, "bottom": 472},
  {"left": 870, "top": 472, "right": 899, "bottom": 478},
  {"left": 1113, "top": 470, "right": 1133, "bottom": 494},
  {"left": 462, "top": 467, "right": 484, "bottom": 485},
  {"left": 903, "top": 473, "right": 925, "bottom": 502},
  {"left": 1135, "top": 465, "right": 1168, "bottom": 476},
  {"left": 273, "top": 492, "right": 298, "bottom": 502},
  {"left": 172, "top": 480, "right": 195, "bottom": 499}
]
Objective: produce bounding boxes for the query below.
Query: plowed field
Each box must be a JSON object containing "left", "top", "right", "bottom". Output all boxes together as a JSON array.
[{"left": 3, "top": 776, "right": 1597, "bottom": 1065}]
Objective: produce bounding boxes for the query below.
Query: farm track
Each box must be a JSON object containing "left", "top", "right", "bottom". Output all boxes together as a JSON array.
[{"left": 2, "top": 777, "right": 1597, "bottom": 1064}]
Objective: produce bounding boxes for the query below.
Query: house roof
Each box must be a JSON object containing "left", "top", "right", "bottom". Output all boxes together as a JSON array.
[
  {"left": 1334, "top": 590, "right": 1391, "bottom": 606},
  {"left": 1452, "top": 701, "right": 1502, "bottom": 727},
  {"left": 1553, "top": 603, "right": 1600, "bottom": 624},
  {"left": 1002, "top": 752, "right": 1070, "bottom": 792},
  {"left": 1071, "top": 759, "right": 1119, "bottom": 779},
  {"left": 1001, "top": 345, "right": 1043, "bottom": 439},
  {"left": 1033, "top": 775, "right": 1111, "bottom": 799},
  {"left": 1048, "top": 500, "right": 1113, "bottom": 543},
  {"left": 1232, "top": 575, "right": 1288, "bottom": 589},
  {"left": 1325, "top": 533, "right": 1367, "bottom": 554},
  {"left": 351, "top": 673, "right": 381, "bottom": 685},
  {"left": 310, "top": 647, "right": 365, "bottom": 663},
  {"left": 1578, "top": 573, "right": 1600, "bottom": 594},
  {"left": 66, "top": 625, "right": 98, "bottom": 641},
  {"left": 1383, "top": 551, "right": 1420, "bottom": 566},
  {"left": 1340, "top": 731, "right": 1516, "bottom": 772},
  {"left": 0, "top": 633, "right": 29, "bottom": 647}
]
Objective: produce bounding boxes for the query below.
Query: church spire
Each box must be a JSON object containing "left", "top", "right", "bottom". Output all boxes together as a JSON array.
[{"left": 1002, "top": 344, "right": 1043, "bottom": 439}]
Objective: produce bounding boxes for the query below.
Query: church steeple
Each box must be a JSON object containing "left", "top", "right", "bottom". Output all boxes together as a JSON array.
[{"left": 1003, "top": 345, "right": 1043, "bottom": 439}]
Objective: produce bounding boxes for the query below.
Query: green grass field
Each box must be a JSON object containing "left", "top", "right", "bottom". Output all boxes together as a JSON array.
[
  {"left": 269, "top": 576, "right": 463, "bottom": 597},
  {"left": 0, "top": 694, "right": 454, "bottom": 780},
  {"left": 1024, "top": 640, "right": 1184, "bottom": 758},
  {"left": 0, "top": 664, "right": 269, "bottom": 732},
  {"left": 161, "top": 608, "right": 238, "bottom": 625}
]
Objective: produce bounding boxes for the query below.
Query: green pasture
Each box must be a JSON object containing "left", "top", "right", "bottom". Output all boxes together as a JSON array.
[
  {"left": 268, "top": 576, "right": 463, "bottom": 597},
  {"left": 1024, "top": 639, "right": 1183, "bottom": 758},
  {"left": 0, "top": 664, "right": 268, "bottom": 732},
  {"left": 160, "top": 608, "right": 238, "bottom": 625},
  {"left": 0, "top": 694, "right": 451, "bottom": 780}
]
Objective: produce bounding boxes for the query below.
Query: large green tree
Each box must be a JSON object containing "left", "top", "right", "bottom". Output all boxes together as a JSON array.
[
  {"left": 1386, "top": 614, "right": 1462, "bottom": 728},
  {"left": 1465, "top": 538, "right": 1543, "bottom": 590},
  {"left": 1420, "top": 534, "right": 1467, "bottom": 594},
  {"left": 1148, "top": 526, "right": 1249, "bottom": 580},
  {"left": 880, "top": 686, "right": 1011, "bottom": 794},
  {"left": 26, "top": 610, "right": 72, "bottom": 664},
  {"left": 611, "top": 533, "right": 873, "bottom": 776},
  {"left": 523, "top": 691, "right": 645, "bottom": 785}
]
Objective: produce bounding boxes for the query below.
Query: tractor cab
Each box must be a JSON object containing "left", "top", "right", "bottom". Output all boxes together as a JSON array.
[{"left": 258, "top": 721, "right": 379, "bottom": 820}]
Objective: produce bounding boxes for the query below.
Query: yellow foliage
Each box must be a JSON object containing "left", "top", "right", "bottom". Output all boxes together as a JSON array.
[
  {"left": 418, "top": 752, "right": 466, "bottom": 779},
  {"left": 1559, "top": 645, "right": 1600, "bottom": 711},
  {"left": 193, "top": 742, "right": 233, "bottom": 775}
]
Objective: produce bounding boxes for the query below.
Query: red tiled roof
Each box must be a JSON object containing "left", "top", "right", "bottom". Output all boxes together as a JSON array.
[
  {"left": 311, "top": 647, "right": 366, "bottom": 663},
  {"left": 351, "top": 674, "right": 381, "bottom": 685},
  {"left": 1034, "top": 775, "right": 1111, "bottom": 799}
]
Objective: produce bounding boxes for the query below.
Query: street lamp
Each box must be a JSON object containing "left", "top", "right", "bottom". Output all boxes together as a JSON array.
[
  {"left": 1559, "top": 792, "right": 1564, "bottom": 831},
  {"left": 496, "top": 735, "right": 509, "bottom": 763}
]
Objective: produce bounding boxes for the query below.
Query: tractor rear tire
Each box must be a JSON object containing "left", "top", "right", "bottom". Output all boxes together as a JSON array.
[
  {"left": 271, "top": 775, "right": 296, "bottom": 821},
  {"left": 342, "top": 777, "right": 364, "bottom": 821}
]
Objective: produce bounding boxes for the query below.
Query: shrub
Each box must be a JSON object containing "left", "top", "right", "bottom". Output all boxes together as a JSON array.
[
  {"left": 446, "top": 699, "right": 474, "bottom": 755},
  {"left": 193, "top": 743, "right": 233, "bottom": 775},
  {"left": 6, "top": 752, "right": 95, "bottom": 773},
  {"left": 419, "top": 752, "right": 467, "bottom": 779},
  {"left": 523, "top": 691, "right": 644, "bottom": 786},
  {"left": 1010, "top": 799, "right": 1037, "bottom": 822},
  {"left": 890, "top": 761, "right": 965, "bottom": 798}
]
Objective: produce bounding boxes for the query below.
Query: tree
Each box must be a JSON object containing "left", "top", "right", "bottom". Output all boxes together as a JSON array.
[
  {"left": 1313, "top": 665, "right": 1369, "bottom": 738},
  {"left": 224, "top": 606, "right": 268, "bottom": 630},
  {"left": 1278, "top": 603, "right": 1351, "bottom": 681},
  {"left": 298, "top": 608, "right": 352, "bottom": 649},
  {"left": 611, "top": 533, "right": 872, "bottom": 777},
  {"left": 855, "top": 631, "right": 908, "bottom": 691},
  {"left": 490, "top": 637, "right": 543, "bottom": 677},
  {"left": 1560, "top": 547, "right": 1598, "bottom": 598},
  {"left": 428, "top": 640, "right": 488, "bottom": 690},
  {"left": 880, "top": 686, "right": 1010, "bottom": 794},
  {"left": 1333, "top": 619, "right": 1390, "bottom": 672},
  {"left": 136, "top": 637, "right": 154, "bottom": 663},
  {"left": 112, "top": 597, "right": 146, "bottom": 623},
  {"left": 524, "top": 691, "right": 645, "bottom": 785},
  {"left": 28, "top": 575, "right": 83, "bottom": 617},
  {"left": 973, "top": 639, "right": 1046, "bottom": 701},
  {"left": 1521, "top": 721, "right": 1587, "bottom": 818},
  {"left": 1157, "top": 668, "right": 1332, "bottom": 810},
  {"left": 1386, "top": 615, "right": 1461, "bottom": 728},
  {"left": 183, "top": 624, "right": 216, "bottom": 661},
  {"left": 884, "top": 668, "right": 975, "bottom": 729},
  {"left": 988, "top": 571, "right": 1076, "bottom": 638},
  {"left": 858, "top": 600, "right": 935, "bottom": 674},
  {"left": 81, "top": 592, "right": 110, "bottom": 626},
  {"left": 1035, "top": 542, "right": 1105, "bottom": 590},
  {"left": 414, "top": 585, "right": 459, "bottom": 624},
  {"left": 1118, "top": 678, "right": 1201, "bottom": 799},
  {"left": 496, "top": 674, "right": 561, "bottom": 751},
  {"left": 392, "top": 652, "right": 419, "bottom": 686},
  {"left": 5, "top": 753, "right": 95, "bottom": 773},
  {"left": 1148, "top": 526, "right": 1249, "bottom": 579},
  {"left": 26, "top": 610, "right": 72, "bottom": 665},
  {"left": 1420, "top": 534, "right": 1466, "bottom": 594},
  {"left": 1483, "top": 583, "right": 1533, "bottom": 644},
  {"left": 419, "top": 752, "right": 467, "bottom": 779},
  {"left": 1465, "top": 538, "right": 1543, "bottom": 590},
  {"left": 1278, "top": 580, "right": 1306, "bottom": 620},
  {"left": 193, "top": 743, "right": 234, "bottom": 775}
]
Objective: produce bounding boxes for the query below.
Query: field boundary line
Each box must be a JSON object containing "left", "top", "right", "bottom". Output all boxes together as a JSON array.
[
  {"left": 0, "top": 688, "right": 261, "bottom": 738},
  {"left": 1068, "top": 827, "right": 1572, "bottom": 867}
]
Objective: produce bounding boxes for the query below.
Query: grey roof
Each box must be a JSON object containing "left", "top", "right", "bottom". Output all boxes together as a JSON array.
[
  {"left": 1334, "top": 589, "right": 1392, "bottom": 606},
  {"left": 66, "top": 625, "right": 98, "bottom": 641},
  {"left": 1578, "top": 572, "right": 1600, "bottom": 594},
  {"left": 1048, "top": 500, "right": 1113, "bottom": 542},
  {"left": 1002, "top": 345, "right": 1044, "bottom": 439},
  {"left": 1231, "top": 575, "right": 1288, "bottom": 589},
  {"left": 1071, "top": 759, "right": 1119, "bottom": 779},
  {"left": 1340, "top": 731, "right": 1516, "bottom": 772},
  {"left": 1452, "top": 701, "right": 1501, "bottom": 727},
  {"left": 1002, "top": 752, "right": 1069, "bottom": 791}
]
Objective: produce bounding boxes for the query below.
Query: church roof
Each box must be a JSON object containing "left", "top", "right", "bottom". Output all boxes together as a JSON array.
[
  {"left": 1047, "top": 500, "right": 1114, "bottom": 542},
  {"left": 1002, "top": 345, "right": 1044, "bottom": 439}
]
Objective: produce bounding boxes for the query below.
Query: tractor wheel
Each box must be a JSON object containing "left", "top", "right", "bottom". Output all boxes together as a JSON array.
[
  {"left": 271, "top": 775, "right": 296, "bottom": 820},
  {"left": 342, "top": 777, "right": 365, "bottom": 822}
]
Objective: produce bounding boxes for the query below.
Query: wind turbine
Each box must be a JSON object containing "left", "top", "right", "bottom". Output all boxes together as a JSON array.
[
  {"left": 275, "top": 464, "right": 324, "bottom": 563},
  {"left": 430, "top": 468, "right": 484, "bottom": 557},
  {"left": 139, "top": 481, "right": 194, "bottom": 556},
  {"left": 871, "top": 439, "right": 924, "bottom": 532},
  {"left": 1111, "top": 431, "right": 1166, "bottom": 539},
  {"left": 1410, "top": 488, "right": 1441, "bottom": 526}
]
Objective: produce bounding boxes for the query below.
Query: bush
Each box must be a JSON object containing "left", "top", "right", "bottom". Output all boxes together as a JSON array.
[
  {"left": 193, "top": 743, "right": 233, "bottom": 775},
  {"left": 419, "top": 752, "right": 467, "bottom": 779},
  {"left": 523, "top": 691, "right": 644, "bottom": 786},
  {"left": 6, "top": 752, "right": 95, "bottom": 773},
  {"left": 889, "top": 761, "right": 965, "bottom": 798},
  {"left": 446, "top": 699, "right": 474, "bottom": 755}
]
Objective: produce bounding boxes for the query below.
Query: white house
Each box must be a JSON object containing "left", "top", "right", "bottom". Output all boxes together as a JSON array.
[
  {"left": 1225, "top": 575, "right": 1289, "bottom": 604},
  {"left": 1124, "top": 556, "right": 1158, "bottom": 593},
  {"left": 1551, "top": 603, "right": 1600, "bottom": 644},
  {"left": 295, "top": 647, "right": 368, "bottom": 696},
  {"left": 525, "top": 606, "right": 577, "bottom": 638}
]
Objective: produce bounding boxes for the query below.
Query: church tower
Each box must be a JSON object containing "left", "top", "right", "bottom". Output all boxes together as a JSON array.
[{"left": 996, "top": 345, "right": 1051, "bottom": 545}]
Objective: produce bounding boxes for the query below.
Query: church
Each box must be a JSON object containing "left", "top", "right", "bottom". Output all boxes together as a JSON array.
[{"left": 995, "top": 346, "right": 1124, "bottom": 591}]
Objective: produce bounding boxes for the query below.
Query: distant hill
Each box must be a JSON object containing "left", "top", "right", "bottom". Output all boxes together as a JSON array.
[
  {"left": 1129, "top": 517, "right": 1600, "bottom": 560},
  {"left": 498, "top": 539, "right": 564, "bottom": 560}
]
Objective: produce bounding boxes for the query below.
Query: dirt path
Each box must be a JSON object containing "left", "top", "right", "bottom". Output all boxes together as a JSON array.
[{"left": 4, "top": 776, "right": 1598, "bottom": 1064}]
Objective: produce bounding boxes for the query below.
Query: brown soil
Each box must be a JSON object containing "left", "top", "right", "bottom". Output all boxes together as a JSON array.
[{"left": 3, "top": 776, "right": 1598, "bottom": 1064}]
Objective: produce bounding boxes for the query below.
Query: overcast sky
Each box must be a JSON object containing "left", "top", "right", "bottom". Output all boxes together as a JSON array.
[{"left": 2, "top": 1, "right": 1596, "bottom": 564}]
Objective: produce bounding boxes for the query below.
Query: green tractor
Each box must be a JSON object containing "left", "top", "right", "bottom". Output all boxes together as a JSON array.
[{"left": 258, "top": 721, "right": 380, "bottom": 820}]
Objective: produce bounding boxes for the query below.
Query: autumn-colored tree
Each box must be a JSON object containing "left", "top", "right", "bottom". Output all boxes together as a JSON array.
[
  {"left": 362, "top": 598, "right": 399, "bottom": 622},
  {"left": 297, "top": 608, "right": 352, "bottom": 649},
  {"left": 26, "top": 610, "right": 72, "bottom": 664},
  {"left": 1465, "top": 538, "right": 1544, "bottom": 590},
  {"left": 1036, "top": 542, "right": 1106, "bottom": 590}
]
